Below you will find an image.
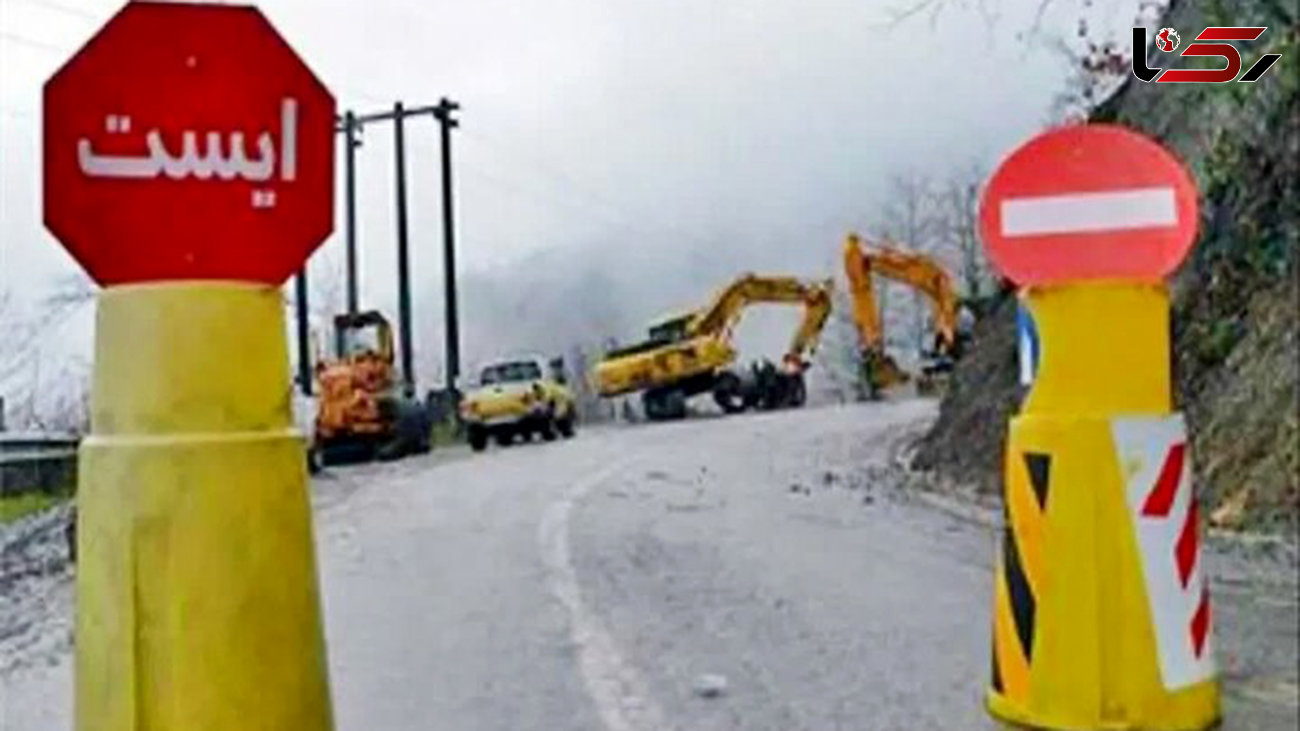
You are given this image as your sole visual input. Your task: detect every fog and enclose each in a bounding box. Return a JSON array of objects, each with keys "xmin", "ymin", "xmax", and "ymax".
[{"xmin": 0, "ymin": 0, "xmax": 1148, "ymax": 419}]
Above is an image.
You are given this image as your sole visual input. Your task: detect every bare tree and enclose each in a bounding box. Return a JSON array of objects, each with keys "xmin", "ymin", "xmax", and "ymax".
[
  {"xmin": 281, "ymin": 250, "xmax": 351, "ymax": 387},
  {"xmin": 1, "ymin": 275, "xmax": 98, "ymax": 428},
  {"xmin": 24, "ymin": 355, "xmax": 92, "ymax": 435},
  {"xmin": 1045, "ymin": 33, "xmax": 1132, "ymax": 122},
  {"xmin": 883, "ymin": 0, "xmax": 1171, "ymax": 122},
  {"xmin": 1036, "ymin": 1, "xmax": 1170, "ymax": 121},
  {"xmin": 0, "ymin": 289, "xmax": 24, "ymax": 377},
  {"xmin": 813, "ymin": 287, "xmax": 870, "ymax": 403},
  {"xmin": 308, "ymin": 249, "xmax": 349, "ymax": 325},
  {"xmin": 565, "ymin": 343, "xmax": 613, "ymax": 422},
  {"xmin": 878, "ymin": 172, "xmax": 940, "ymax": 353},
  {"xmin": 0, "ymin": 276, "xmax": 97, "ymax": 434},
  {"xmin": 932, "ymin": 162, "xmax": 989, "ymax": 299}
]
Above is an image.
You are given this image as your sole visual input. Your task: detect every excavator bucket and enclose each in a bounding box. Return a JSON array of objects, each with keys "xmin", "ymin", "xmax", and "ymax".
[{"xmin": 862, "ymin": 349, "xmax": 909, "ymax": 399}]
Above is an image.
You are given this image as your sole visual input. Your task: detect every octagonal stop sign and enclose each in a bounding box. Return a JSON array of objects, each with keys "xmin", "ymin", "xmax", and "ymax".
[{"xmin": 43, "ymin": 2, "xmax": 335, "ymax": 286}]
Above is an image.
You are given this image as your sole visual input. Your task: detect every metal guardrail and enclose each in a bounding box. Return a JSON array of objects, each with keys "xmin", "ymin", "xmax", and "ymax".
[{"xmin": 0, "ymin": 432, "xmax": 80, "ymax": 498}]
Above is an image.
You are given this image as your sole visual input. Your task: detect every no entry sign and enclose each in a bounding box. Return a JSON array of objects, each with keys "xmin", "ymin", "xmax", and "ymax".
[
  {"xmin": 43, "ymin": 2, "xmax": 335, "ymax": 286},
  {"xmin": 979, "ymin": 125, "xmax": 1199, "ymax": 285}
]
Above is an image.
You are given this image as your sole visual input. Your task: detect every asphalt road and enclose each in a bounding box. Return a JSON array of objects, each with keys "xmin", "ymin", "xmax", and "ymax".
[{"xmin": 2, "ymin": 401, "xmax": 1297, "ymax": 730}]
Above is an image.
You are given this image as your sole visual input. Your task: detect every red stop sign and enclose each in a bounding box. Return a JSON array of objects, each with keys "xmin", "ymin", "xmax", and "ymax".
[
  {"xmin": 979, "ymin": 124, "xmax": 1199, "ymax": 285},
  {"xmin": 43, "ymin": 2, "xmax": 335, "ymax": 286}
]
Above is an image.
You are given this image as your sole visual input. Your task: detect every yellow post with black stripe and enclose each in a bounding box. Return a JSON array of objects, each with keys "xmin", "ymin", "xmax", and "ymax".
[
  {"xmin": 986, "ymin": 281, "xmax": 1218, "ymax": 730},
  {"xmin": 77, "ymin": 283, "xmax": 334, "ymax": 731}
]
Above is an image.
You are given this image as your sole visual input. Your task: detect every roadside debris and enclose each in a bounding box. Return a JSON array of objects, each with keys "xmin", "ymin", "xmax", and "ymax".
[{"xmin": 692, "ymin": 673, "xmax": 728, "ymax": 699}]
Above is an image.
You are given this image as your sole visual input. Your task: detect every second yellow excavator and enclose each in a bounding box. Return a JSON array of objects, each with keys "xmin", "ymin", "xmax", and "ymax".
[
  {"xmin": 594, "ymin": 274, "xmax": 834, "ymax": 420},
  {"xmin": 842, "ymin": 232, "xmax": 969, "ymax": 397}
]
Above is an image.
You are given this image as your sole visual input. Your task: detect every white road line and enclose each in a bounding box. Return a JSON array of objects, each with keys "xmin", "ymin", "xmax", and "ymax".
[
  {"xmin": 1001, "ymin": 186, "xmax": 1177, "ymax": 236},
  {"xmin": 538, "ymin": 459, "xmax": 674, "ymax": 731}
]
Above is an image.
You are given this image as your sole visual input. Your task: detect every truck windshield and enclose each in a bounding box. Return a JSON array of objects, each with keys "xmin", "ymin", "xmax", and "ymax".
[{"xmin": 480, "ymin": 361, "xmax": 542, "ymax": 385}]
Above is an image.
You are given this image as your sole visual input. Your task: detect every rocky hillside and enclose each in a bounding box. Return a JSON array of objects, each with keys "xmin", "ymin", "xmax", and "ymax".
[{"xmin": 913, "ymin": 0, "xmax": 1298, "ymax": 535}]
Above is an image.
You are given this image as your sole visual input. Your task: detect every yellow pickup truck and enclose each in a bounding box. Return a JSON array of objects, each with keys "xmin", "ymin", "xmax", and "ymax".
[{"xmin": 459, "ymin": 356, "xmax": 577, "ymax": 451}]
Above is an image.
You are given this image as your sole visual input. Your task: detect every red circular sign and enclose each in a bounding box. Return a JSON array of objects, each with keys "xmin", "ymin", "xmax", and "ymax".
[
  {"xmin": 43, "ymin": 2, "xmax": 335, "ymax": 286},
  {"xmin": 978, "ymin": 124, "xmax": 1199, "ymax": 285}
]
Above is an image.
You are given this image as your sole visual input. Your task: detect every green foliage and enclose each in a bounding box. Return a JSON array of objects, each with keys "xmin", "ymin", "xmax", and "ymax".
[
  {"xmin": 0, "ymin": 491, "xmax": 68, "ymax": 525},
  {"xmin": 430, "ymin": 419, "xmax": 464, "ymax": 447},
  {"xmin": 1191, "ymin": 318, "xmax": 1245, "ymax": 367}
]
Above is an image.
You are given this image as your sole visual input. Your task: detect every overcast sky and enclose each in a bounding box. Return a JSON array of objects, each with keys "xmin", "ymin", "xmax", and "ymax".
[{"xmin": 0, "ymin": 0, "xmax": 1146, "ymax": 394}]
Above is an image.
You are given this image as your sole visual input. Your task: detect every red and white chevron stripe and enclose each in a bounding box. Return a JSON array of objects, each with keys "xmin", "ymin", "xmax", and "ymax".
[{"xmin": 1113, "ymin": 415, "xmax": 1215, "ymax": 690}]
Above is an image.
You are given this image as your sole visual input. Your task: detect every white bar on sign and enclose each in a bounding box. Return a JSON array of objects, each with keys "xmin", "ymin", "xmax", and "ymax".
[{"xmin": 1001, "ymin": 186, "xmax": 1177, "ymax": 237}]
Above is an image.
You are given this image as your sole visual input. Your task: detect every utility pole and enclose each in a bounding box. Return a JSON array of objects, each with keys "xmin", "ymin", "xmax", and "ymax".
[
  {"xmin": 391, "ymin": 101, "xmax": 415, "ymax": 397},
  {"xmin": 347, "ymin": 99, "xmax": 462, "ymax": 402},
  {"xmin": 433, "ymin": 97, "xmax": 461, "ymax": 396},
  {"xmin": 294, "ymin": 270, "xmax": 311, "ymax": 395},
  {"xmin": 343, "ymin": 111, "xmax": 361, "ymax": 315}
]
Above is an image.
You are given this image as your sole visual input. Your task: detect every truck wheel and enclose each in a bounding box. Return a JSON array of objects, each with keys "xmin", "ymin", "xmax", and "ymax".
[
  {"xmin": 403, "ymin": 401, "xmax": 433, "ymax": 454},
  {"xmin": 306, "ymin": 444, "xmax": 324, "ymax": 474},
  {"xmin": 557, "ymin": 415, "xmax": 576, "ymax": 438},
  {"xmin": 787, "ymin": 374, "xmax": 807, "ymax": 408},
  {"xmin": 376, "ymin": 439, "xmax": 405, "ymax": 461},
  {"xmin": 495, "ymin": 430, "xmax": 514, "ymax": 447},
  {"xmin": 539, "ymin": 416, "xmax": 558, "ymax": 442},
  {"xmin": 643, "ymin": 388, "xmax": 687, "ymax": 421},
  {"xmin": 414, "ymin": 414, "xmax": 434, "ymax": 454},
  {"xmin": 468, "ymin": 426, "xmax": 488, "ymax": 452},
  {"xmin": 642, "ymin": 390, "xmax": 664, "ymax": 420},
  {"xmin": 712, "ymin": 372, "xmax": 747, "ymax": 414}
]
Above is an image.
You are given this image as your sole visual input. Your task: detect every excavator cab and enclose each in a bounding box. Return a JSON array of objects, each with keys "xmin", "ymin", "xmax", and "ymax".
[
  {"xmin": 332, "ymin": 310, "xmax": 394, "ymax": 363},
  {"xmin": 647, "ymin": 312, "xmax": 693, "ymax": 345}
]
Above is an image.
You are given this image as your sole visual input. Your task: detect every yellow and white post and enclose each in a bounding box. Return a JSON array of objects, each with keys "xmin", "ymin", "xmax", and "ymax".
[
  {"xmin": 986, "ymin": 282, "xmax": 1218, "ymax": 730},
  {"xmin": 76, "ymin": 283, "xmax": 334, "ymax": 731}
]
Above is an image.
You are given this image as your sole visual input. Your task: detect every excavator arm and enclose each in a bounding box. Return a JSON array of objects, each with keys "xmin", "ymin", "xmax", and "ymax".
[
  {"xmin": 593, "ymin": 273, "xmax": 833, "ymax": 410},
  {"xmin": 842, "ymin": 233, "xmax": 959, "ymax": 356},
  {"xmin": 843, "ymin": 237, "xmax": 884, "ymax": 352},
  {"xmin": 687, "ymin": 273, "xmax": 834, "ymax": 368}
]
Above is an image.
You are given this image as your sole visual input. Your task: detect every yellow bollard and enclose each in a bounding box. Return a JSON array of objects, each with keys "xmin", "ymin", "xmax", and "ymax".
[
  {"xmin": 986, "ymin": 282, "xmax": 1218, "ymax": 730},
  {"xmin": 77, "ymin": 282, "xmax": 333, "ymax": 731}
]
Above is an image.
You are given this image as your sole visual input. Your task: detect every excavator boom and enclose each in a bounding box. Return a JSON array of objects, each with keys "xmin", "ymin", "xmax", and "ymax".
[
  {"xmin": 594, "ymin": 273, "xmax": 833, "ymax": 418},
  {"xmin": 843, "ymin": 233, "xmax": 958, "ymax": 352},
  {"xmin": 842, "ymin": 232, "xmax": 963, "ymax": 395},
  {"xmin": 687, "ymin": 273, "xmax": 833, "ymax": 365}
]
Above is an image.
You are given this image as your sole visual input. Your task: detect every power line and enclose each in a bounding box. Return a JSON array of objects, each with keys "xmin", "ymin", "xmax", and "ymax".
[
  {"xmin": 462, "ymin": 130, "xmax": 848, "ymax": 265},
  {"xmin": 337, "ymin": 88, "xmax": 391, "ymax": 109},
  {"xmin": 8, "ymin": 0, "xmax": 99, "ymax": 22},
  {"xmin": 462, "ymin": 127, "xmax": 724, "ymax": 253},
  {"xmin": 0, "ymin": 30, "xmax": 66, "ymax": 53},
  {"xmin": 1, "ymin": 105, "xmax": 37, "ymax": 119},
  {"xmin": 458, "ymin": 158, "xmax": 668, "ymax": 244}
]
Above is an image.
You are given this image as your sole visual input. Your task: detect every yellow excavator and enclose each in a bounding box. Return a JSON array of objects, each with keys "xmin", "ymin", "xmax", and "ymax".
[
  {"xmin": 842, "ymin": 232, "xmax": 968, "ymax": 397},
  {"xmin": 594, "ymin": 274, "xmax": 834, "ymax": 420}
]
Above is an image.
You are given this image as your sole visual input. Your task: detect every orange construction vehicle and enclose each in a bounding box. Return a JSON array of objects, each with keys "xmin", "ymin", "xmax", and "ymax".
[
  {"xmin": 842, "ymin": 232, "xmax": 969, "ymax": 397},
  {"xmin": 313, "ymin": 310, "xmax": 432, "ymax": 464}
]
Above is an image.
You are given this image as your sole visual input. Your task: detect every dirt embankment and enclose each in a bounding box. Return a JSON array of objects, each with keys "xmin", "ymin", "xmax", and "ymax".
[
  {"xmin": 912, "ymin": 1, "xmax": 1298, "ymax": 535},
  {"xmin": 910, "ymin": 291, "xmax": 1018, "ymax": 497}
]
